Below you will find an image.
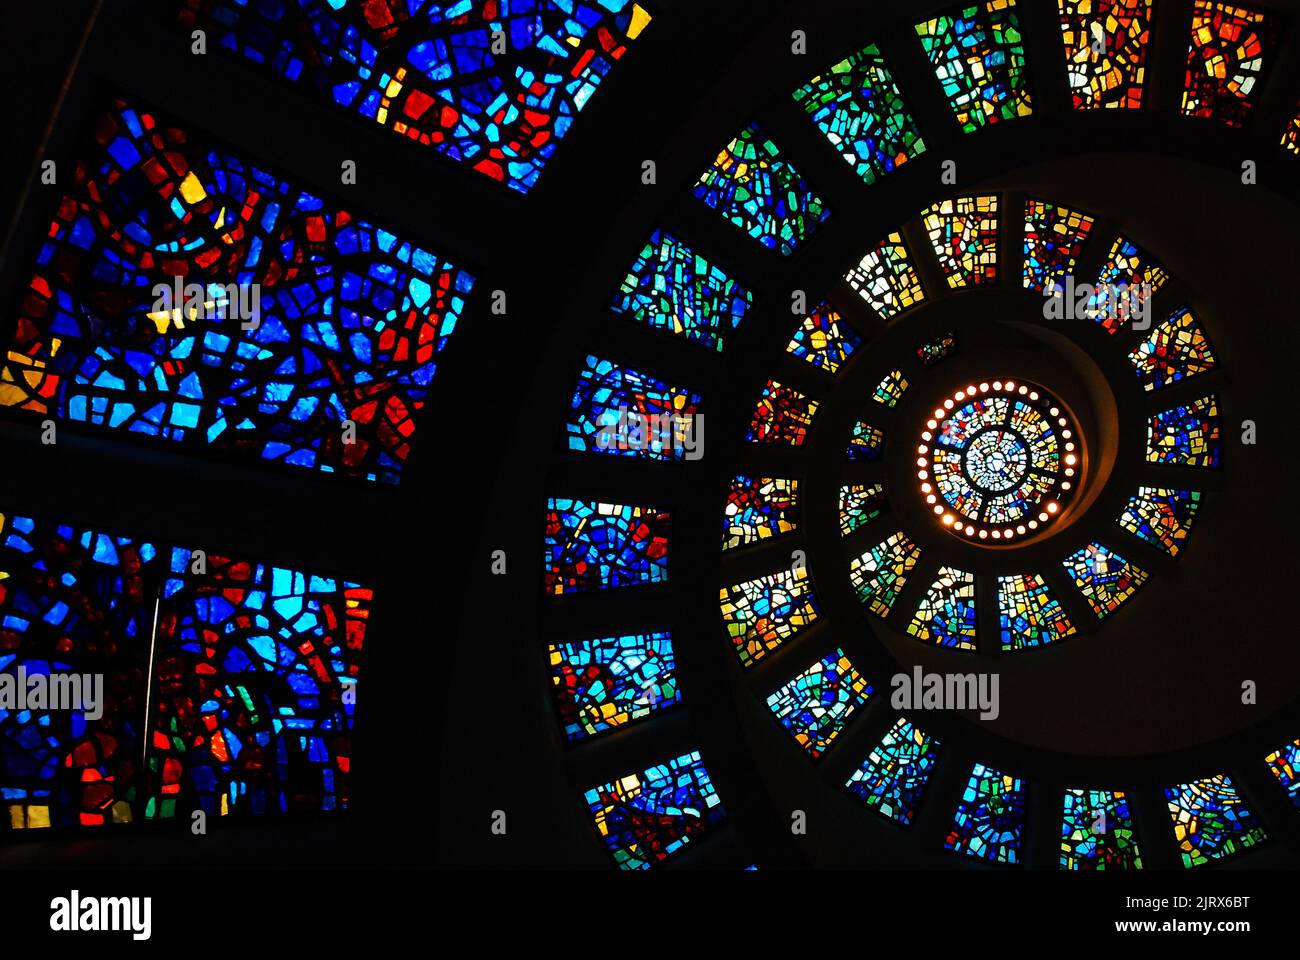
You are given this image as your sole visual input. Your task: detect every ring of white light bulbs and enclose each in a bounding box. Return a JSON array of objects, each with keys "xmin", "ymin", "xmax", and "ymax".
[{"xmin": 916, "ymin": 380, "xmax": 1079, "ymax": 542}]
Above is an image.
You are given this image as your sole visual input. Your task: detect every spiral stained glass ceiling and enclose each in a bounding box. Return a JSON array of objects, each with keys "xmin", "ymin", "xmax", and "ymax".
[
  {"xmin": 15, "ymin": 0, "xmax": 1300, "ymax": 890},
  {"xmin": 534, "ymin": 142, "xmax": 1289, "ymax": 865},
  {"xmin": 918, "ymin": 381, "xmax": 1080, "ymax": 542}
]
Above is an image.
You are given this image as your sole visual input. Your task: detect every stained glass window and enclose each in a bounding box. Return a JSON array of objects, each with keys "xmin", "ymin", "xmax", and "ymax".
[
  {"xmin": 1147, "ymin": 395, "xmax": 1221, "ymax": 468},
  {"xmin": 908, "ymin": 567, "xmax": 978, "ymax": 651},
  {"xmin": 922, "ymin": 195, "xmax": 1000, "ymax": 288},
  {"xmin": 1284, "ymin": 101, "xmax": 1300, "ymax": 154},
  {"xmin": 1, "ymin": 97, "xmax": 474, "ymax": 484},
  {"xmin": 847, "ymin": 421, "xmax": 886, "ymax": 461},
  {"xmin": 1061, "ymin": 789, "xmax": 1143, "ymax": 870},
  {"xmin": 792, "ymin": 43, "xmax": 926, "ymax": 185},
  {"xmin": 1128, "ymin": 307, "xmax": 1217, "ymax": 390},
  {"xmin": 846, "ymin": 234, "xmax": 926, "ymax": 319},
  {"xmin": 1264, "ymin": 739, "xmax": 1300, "ymax": 810},
  {"xmin": 175, "ymin": 0, "xmax": 652, "ymax": 193},
  {"xmin": 916, "ymin": 0, "xmax": 1033, "ymax": 134},
  {"xmin": 720, "ymin": 567, "xmax": 820, "ymax": 668},
  {"xmin": 845, "ymin": 719, "xmax": 942, "ymax": 825},
  {"xmin": 839, "ymin": 483, "xmax": 889, "ymax": 537},
  {"xmin": 146, "ymin": 548, "xmax": 369, "ymax": 819},
  {"xmin": 922, "ymin": 382, "xmax": 1078, "ymax": 542},
  {"xmin": 548, "ymin": 632, "xmax": 679, "ymax": 741},
  {"xmin": 746, "ymin": 381, "xmax": 819, "ymax": 447},
  {"xmin": 584, "ymin": 750, "xmax": 725, "ymax": 870},
  {"xmin": 1166, "ymin": 774, "xmax": 1267, "ymax": 867},
  {"xmin": 611, "ymin": 230, "xmax": 752, "ymax": 353},
  {"xmin": 565, "ymin": 355, "xmax": 703, "ymax": 461},
  {"xmin": 692, "ymin": 124, "xmax": 830, "ymax": 256},
  {"xmin": 850, "ymin": 532, "xmax": 923, "ymax": 618},
  {"xmin": 0, "ymin": 512, "xmax": 159, "ymax": 830},
  {"xmin": 786, "ymin": 302, "xmax": 861, "ymax": 375},
  {"xmin": 1024, "ymin": 200, "xmax": 1095, "ymax": 294},
  {"xmin": 873, "ymin": 370, "xmax": 909, "ymax": 408},
  {"xmin": 544, "ymin": 498, "xmax": 670, "ymax": 595},
  {"xmin": 0, "ymin": 510, "xmax": 370, "ymax": 828},
  {"xmin": 1117, "ymin": 488, "xmax": 1201, "ymax": 556},
  {"xmin": 766, "ymin": 649, "xmax": 872, "ymax": 758},
  {"xmin": 1062, "ymin": 542, "xmax": 1148, "ymax": 618},
  {"xmin": 997, "ymin": 573, "xmax": 1076, "ymax": 651},
  {"xmin": 946, "ymin": 762, "xmax": 1026, "ymax": 864},
  {"xmin": 1058, "ymin": 0, "xmax": 1152, "ymax": 110},
  {"xmin": 1181, "ymin": 2, "xmax": 1277, "ymax": 128},
  {"xmin": 918, "ymin": 332, "xmax": 959, "ymax": 367},
  {"xmin": 723, "ymin": 477, "xmax": 799, "ymax": 550},
  {"xmin": 1088, "ymin": 237, "xmax": 1170, "ymax": 335}
]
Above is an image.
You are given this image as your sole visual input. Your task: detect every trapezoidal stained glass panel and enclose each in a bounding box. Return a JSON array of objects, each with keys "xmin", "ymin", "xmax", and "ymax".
[
  {"xmin": 1087, "ymin": 236, "xmax": 1169, "ymax": 335},
  {"xmin": 612, "ymin": 230, "xmax": 752, "ymax": 353},
  {"xmin": 1181, "ymin": 2, "xmax": 1277, "ymax": 128},
  {"xmin": 145, "ymin": 549, "xmax": 370, "ymax": 819},
  {"xmin": 786, "ymin": 302, "xmax": 861, "ymax": 375},
  {"xmin": 1117, "ymin": 487, "xmax": 1201, "ymax": 556},
  {"xmin": 1128, "ymin": 307, "xmax": 1217, "ymax": 390},
  {"xmin": 1166, "ymin": 774, "xmax": 1267, "ymax": 867},
  {"xmin": 1024, "ymin": 200, "xmax": 1094, "ymax": 294},
  {"xmin": 565, "ymin": 356, "xmax": 703, "ymax": 462},
  {"xmin": 946, "ymin": 762, "xmax": 1026, "ymax": 864},
  {"xmin": 745, "ymin": 381, "xmax": 819, "ymax": 447},
  {"xmin": 2, "ymin": 98, "xmax": 474, "ymax": 484},
  {"xmin": 1264, "ymin": 739, "xmax": 1300, "ymax": 811},
  {"xmin": 916, "ymin": 1, "xmax": 1033, "ymax": 133},
  {"xmin": 692, "ymin": 124, "xmax": 830, "ymax": 256},
  {"xmin": 766, "ymin": 649, "xmax": 872, "ymax": 758},
  {"xmin": 845, "ymin": 718, "xmax": 942, "ymax": 825},
  {"xmin": 997, "ymin": 573, "xmax": 1075, "ymax": 650},
  {"xmin": 1147, "ymin": 395, "xmax": 1221, "ymax": 468},
  {"xmin": 847, "ymin": 421, "xmax": 886, "ymax": 461},
  {"xmin": 1060, "ymin": 789, "xmax": 1143, "ymax": 870},
  {"xmin": 839, "ymin": 483, "xmax": 889, "ymax": 537},
  {"xmin": 544, "ymin": 498, "xmax": 670, "ymax": 594},
  {"xmin": 722, "ymin": 477, "xmax": 799, "ymax": 550},
  {"xmin": 792, "ymin": 43, "xmax": 927, "ymax": 184},
  {"xmin": 922, "ymin": 195, "xmax": 1000, "ymax": 288},
  {"xmin": 1058, "ymin": 0, "xmax": 1152, "ymax": 110},
  {"xmin": 846, "ymin": 234, "xmax": 925, "ymax": 319},
  {"xmin": 175, "ymin": 0, "xmax": 653, "ymax": 193},
  {"xmin": 720, "ymin": 566, "xmax": 820, "ymax": 668},
  {"xmin": 0, "ymin": 512, "xmax": 159, "ymax": 830},
  {"xmin": 872, "ymin": 370, "xmax": 909, "ymax": 408},
  {"xmin": 849, "ymin": 532, "xmax": 922, "ymax": 618},
  {"xmin": 1062, "ymin": 542, "xmax": 1148, "ymax": 618},
  {"xmin": 583, "ymin": 750, "xmax": 725, "ymax": 870},
  {"xmin": 548, "ymin": 631, "xmax": 679, "ymax": 741},
  {"xmin": 908, "ymin": 567, "xmax": 977, "ymax": 651},
  {"xmin": 1284, "ymin": 100, "xmax": 1300, "ymax": 153}
]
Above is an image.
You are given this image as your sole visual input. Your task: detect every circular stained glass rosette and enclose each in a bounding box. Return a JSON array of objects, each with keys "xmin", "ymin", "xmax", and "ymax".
[{"xmin": 917, "ymin": 380, "xmax": 1080, "ymax": 542}]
